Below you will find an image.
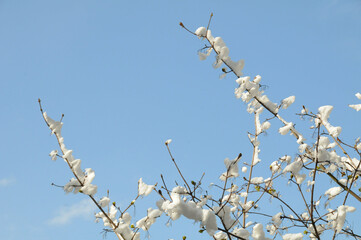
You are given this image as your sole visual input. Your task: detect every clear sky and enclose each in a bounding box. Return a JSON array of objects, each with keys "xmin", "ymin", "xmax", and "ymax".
[{"xmin": 1, "ymin": 1, "xmax": 361, "ymax": 240}]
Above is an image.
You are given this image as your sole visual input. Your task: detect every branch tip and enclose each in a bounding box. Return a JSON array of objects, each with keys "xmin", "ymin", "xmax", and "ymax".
[
  {"xmin": 206, "ymin": 13, "xmax": 213, "ymax": 31},
  {"xmin": 38, "ymin": 98, "xmax": 44, "ymax": 113},
  {"xmin": 179, "ymin": 22, "xmax": 197, "ymax": 36}
]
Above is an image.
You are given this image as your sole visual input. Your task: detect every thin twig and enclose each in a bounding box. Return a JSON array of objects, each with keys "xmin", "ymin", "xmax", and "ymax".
[
  {"xmin": 206, "ymin": 13, "xmax": 213, "ymax": 32},
  {"xmin": 165, "ymin": 144, "xmax": 192, "ymax": 195}
]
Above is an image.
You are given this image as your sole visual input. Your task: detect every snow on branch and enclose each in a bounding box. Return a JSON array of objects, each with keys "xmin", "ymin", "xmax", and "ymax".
[{"xmin": 39, "ymin": 16, "xmax": 361, "ymax": 240}]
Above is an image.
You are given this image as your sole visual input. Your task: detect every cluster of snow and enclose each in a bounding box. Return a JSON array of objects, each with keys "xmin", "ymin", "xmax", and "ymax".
[
  {"xmin": 234, "ymin": 75, "xmax": 279, "ymax": 116},
  {"xmin": 251, "ymin": 223, "xmax": 270, "ymax": 240},
  {"xmin": 138, "ymin": 178, "xmax": 155, "ymax": 196},
  {"xmin": 136, "ymin": 208, "xmax": 163, "ymax": 231},
  {"xmin": 282, "ymin": 157, "xmax": 306, "ymax": 184},
  {"xmin": 282, "ymin": 233, "xmax": 303, "ymax": 240},
  {"xmin": 266, "ymin": 212, "xmax": 282, "ymax": 235},
  {"xmin": 326, "ymin": 205, "xmax": 356, "ymax": 233},
  {"xmin": 324, "ymin": 186, "xmax": 342, "ymax": 201},
  {"xmin": 94, "ymin": 179, "xmax": 158, "ymax": 239},
  {"xmin": 220, "ymin": 156, "xmax": 241, "ymax": 181},
  {"xmin": 281, "ymin": 96, "xmax": 296, "ymax": 110},
  {"xmin": 349, "ymin": 92, "xmax": 361, "ymax": 111},
  {"xmin": 49, "ymin": 149, "xmax": 58, "ymax": 161},
  {"xmin": 156, "ymin": 186, "xmax": 217, "ymax": 236},
  {"xmin": 214, "ymin": 228, "xmax": 250, "ymax": 240},
  {"xmin": 195, "ymin": 26, "xmax": 245, "ymax": 76},
  {"xmin": 98, "ymin": 196, "xmax": 110, "ymax": 207},
  {"xmin": 307, "ymin": 224, "xmax": 325, "ymax": 239},
  {"xmin": 279, "ymin": 122, "xmax": 293, "ymax": 135},
  {"xmin": 317, "ymin": 105, "xmax": 342, "ymax": 137}
]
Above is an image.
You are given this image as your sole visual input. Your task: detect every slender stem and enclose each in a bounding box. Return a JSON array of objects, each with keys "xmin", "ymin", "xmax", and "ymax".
[
  {"xmin": 310, "ymin": 125, "xmax": 321, "ymax": 239},
  {"xmin": 160, "ymin": 174, "xmax": 173, "ymax": 201},
  {"xmin": 206, "ymin": 12, "xmax": 213, "ymax": 32},
  {"xmin": 121, "ymin": 195, "xmax": 139, "ymax": 218},
  {"xmin": 165, "ymin": 144, "xmax": 192, "ymax": 195},
  {"xmin": 242, "ymin": 112, "xmax": 258, "ymax": 227}
]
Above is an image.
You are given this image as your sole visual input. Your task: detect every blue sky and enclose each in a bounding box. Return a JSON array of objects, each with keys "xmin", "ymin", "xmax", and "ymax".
[{"xmin": 1, "ymin": 1, "xmax": 361, "ymax": 239}]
